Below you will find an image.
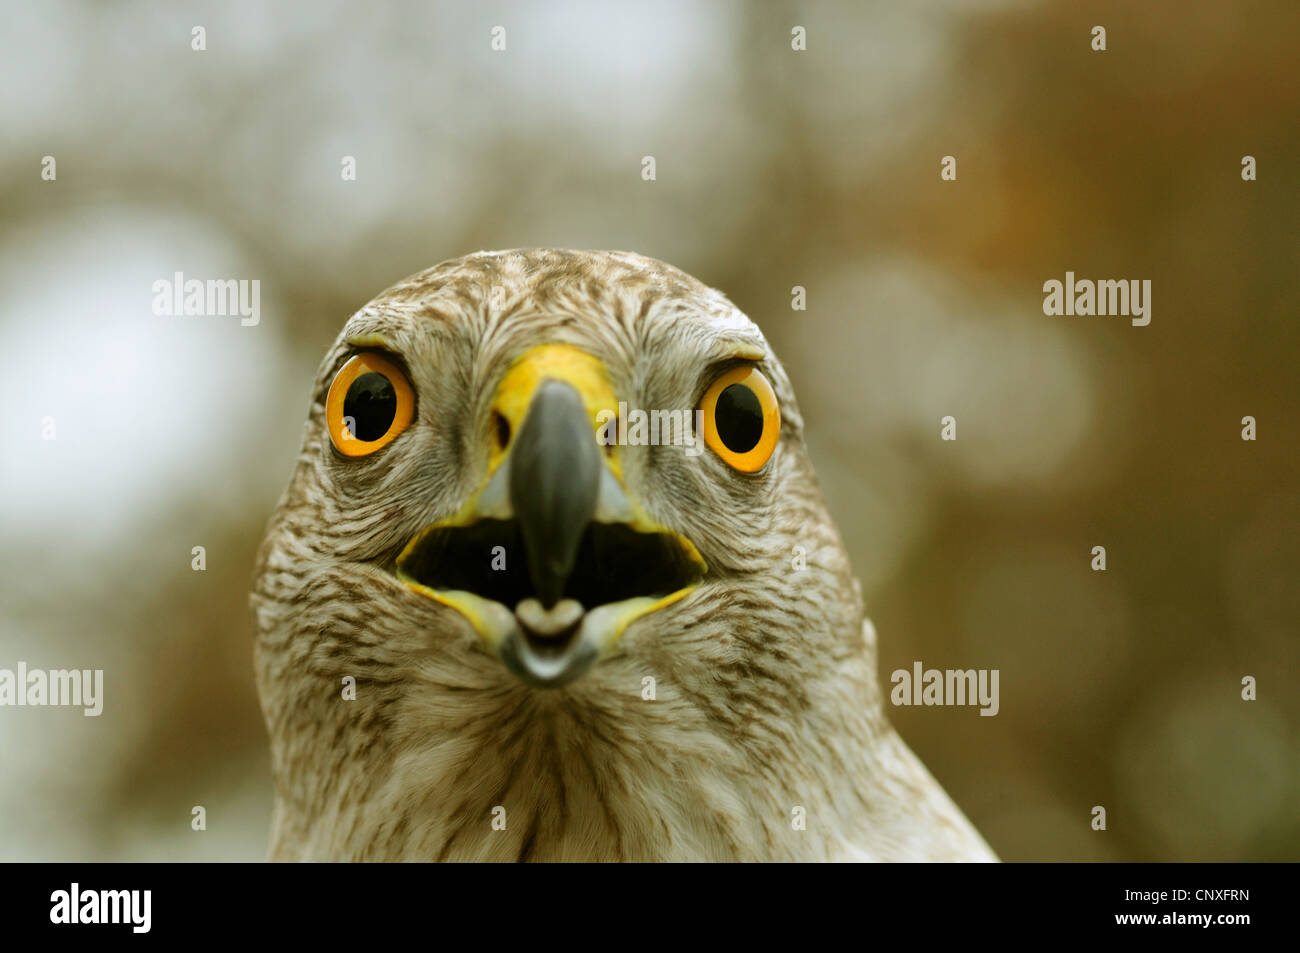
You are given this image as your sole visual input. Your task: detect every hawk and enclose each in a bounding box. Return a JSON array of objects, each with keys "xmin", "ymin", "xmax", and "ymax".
[{"xmin": 251, "ymin": 249, "xmax": 996, "ymax": 862}]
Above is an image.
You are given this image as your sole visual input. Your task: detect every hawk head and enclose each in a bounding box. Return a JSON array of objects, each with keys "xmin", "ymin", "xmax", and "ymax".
[{"xmin": 251, "ymin": 249, "xmax": 994, "ymax": 861}]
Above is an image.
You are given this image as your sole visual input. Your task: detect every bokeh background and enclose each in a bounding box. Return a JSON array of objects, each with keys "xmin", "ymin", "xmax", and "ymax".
[{"xmin": 1, "ymin": 0, "xmax": 1295, "ymax": 861}]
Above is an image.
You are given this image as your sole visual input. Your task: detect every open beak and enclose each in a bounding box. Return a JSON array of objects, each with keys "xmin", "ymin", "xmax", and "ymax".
[{"xmin": 395, "ymin": 344, "xmax": 706, "ymax": 687}]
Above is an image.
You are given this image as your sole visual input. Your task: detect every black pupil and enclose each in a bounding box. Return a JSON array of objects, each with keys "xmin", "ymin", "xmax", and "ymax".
[
  {"xmin": 343, "ymin": 372, "xmax": 397, "ymax": 442},
  {"xmin": 715, "ymin": 383, "xmax": 764, "ymax": 453}
]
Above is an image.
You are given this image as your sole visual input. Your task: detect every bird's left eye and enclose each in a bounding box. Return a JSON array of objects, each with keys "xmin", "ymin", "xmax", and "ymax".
[
  {"xmin": 700, "ymin": 366, "xmax": 780, "ymax": 472},
  {"xmin": 326, "ymin": 353, "xmax": 415, "ymax": 457}
]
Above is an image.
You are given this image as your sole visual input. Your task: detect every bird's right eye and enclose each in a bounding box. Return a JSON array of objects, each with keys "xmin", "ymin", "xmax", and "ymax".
[{"xmin": 326, "ymin": 353, "xmax": 415, "ymax": 456}]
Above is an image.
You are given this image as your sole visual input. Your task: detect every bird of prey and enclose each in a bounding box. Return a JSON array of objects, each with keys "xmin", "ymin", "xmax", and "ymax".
[{"xmin": 251, "ymin": 249, "xmax": 996, "ymax": 862}]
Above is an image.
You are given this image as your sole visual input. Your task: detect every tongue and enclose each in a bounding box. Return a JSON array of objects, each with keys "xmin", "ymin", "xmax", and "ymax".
[{"xmin": 515, "ymin": 598, "xmax": 584, "ymax": 640}]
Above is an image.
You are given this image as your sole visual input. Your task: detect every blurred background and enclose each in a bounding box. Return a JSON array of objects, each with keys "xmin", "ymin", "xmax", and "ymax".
[{"xmin": 1, "ymin": 0, "xmax": 1295, "ymax": 861}]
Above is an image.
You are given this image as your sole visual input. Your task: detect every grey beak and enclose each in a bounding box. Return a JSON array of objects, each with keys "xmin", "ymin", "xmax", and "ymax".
[{"xmin": 507, "ymin": 378, "xmax": 601, "ymax": 608}]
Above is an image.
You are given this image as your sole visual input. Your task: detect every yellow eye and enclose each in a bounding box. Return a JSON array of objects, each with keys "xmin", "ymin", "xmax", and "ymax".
[
  {"xmin": 700, "ymin": 366, "xmax": 779, "ymax": 472},
  {"xmin": 326, "ymin": 353, "xmax": 415, "ymax": 457}
]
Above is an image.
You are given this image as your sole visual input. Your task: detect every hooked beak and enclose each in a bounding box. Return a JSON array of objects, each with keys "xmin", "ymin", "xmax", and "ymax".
[
  {"xmin": 395, "ymin": 344, "xmax": 705, "ymax": 687},
  {"xmin": 509, "ymin": 377, "xmax": 601, "ymax": 609}
]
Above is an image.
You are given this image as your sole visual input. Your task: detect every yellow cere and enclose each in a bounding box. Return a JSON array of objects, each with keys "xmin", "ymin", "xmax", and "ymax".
[{"xmin": 492, "ymin": 344, "xmax": 623, "ymax": 478}]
